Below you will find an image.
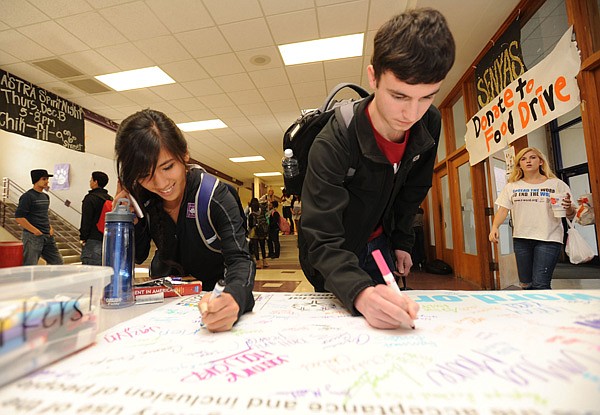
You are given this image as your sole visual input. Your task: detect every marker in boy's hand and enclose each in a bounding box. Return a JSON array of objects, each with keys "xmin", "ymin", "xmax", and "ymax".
[
  {"xmin": 354, "ymin": 250, "xmax": 419, "ymax": 330},
  {"xmin": 198, "ymin": 280, "xmax": 239, "ymax": 332}
]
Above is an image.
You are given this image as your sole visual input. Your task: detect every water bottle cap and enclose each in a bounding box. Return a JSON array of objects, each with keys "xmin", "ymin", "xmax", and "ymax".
[
  {"xmin": 284, "ymin": 149, "xmax": 293, "ymax": 158},
  {"xmin": 105, "ymin": 198, "xmax": 135, "ymax": 222}
]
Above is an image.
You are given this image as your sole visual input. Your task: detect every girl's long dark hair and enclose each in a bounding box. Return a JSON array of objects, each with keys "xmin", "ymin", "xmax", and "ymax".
[{"xmin": 115, "ymin": 109, "xmax": 188, "ymax": 276}]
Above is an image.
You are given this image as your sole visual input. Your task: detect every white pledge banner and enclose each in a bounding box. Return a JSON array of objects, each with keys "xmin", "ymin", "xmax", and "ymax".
[{"xmin": 465, "ymin": 27, "xmax": 581, "ymax": 166}]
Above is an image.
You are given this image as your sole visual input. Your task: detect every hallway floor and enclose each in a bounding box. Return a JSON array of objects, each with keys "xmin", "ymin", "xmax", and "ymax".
[{"xmin": 254, "ymin": 234, "xmax": 600, "ymax": 292}]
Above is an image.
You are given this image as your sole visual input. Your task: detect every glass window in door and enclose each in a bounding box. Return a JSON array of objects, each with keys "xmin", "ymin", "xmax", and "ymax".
[{"xmin": 458, "ymin": 163, "xmax": 477, "ymax": 254}]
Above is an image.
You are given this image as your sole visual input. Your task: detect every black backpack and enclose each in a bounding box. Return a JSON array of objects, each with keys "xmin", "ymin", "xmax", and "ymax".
[
  {"xmin": 424, "ymin": 259, "xmax": 453, "ymax": 275},
  {"xmin": 282, "ymin": 83, "xmax": 370, "ymax": 195}
]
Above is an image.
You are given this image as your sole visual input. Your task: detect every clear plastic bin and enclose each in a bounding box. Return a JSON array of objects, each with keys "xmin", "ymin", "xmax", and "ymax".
[{"xmin": 0, "ymin": 265, "xmax": 112, "ymax": 387}]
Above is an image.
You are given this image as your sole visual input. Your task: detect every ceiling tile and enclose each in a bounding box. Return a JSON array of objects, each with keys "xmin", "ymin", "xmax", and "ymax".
[
  {"xmin": 259, "ymin": 84, "xmax": 294, "ymax": 101},
  {"xmin": 184, "ymin": 108, "xmax": 217, "ymax": 120},
  {"xmin": 259, "ymin": 0, "xmax": 314, "ymax": 15},
  {"xmin": 147, "ymin": 0, "xmax": 214, "ymax": 33},
  {"xmin": 236, "ymin": 46, "xmax": 283, "ymax": 72},
  {"xmin": 0, "ymin": 49, "xmax": 19, "ymax": 65},
  {"xmin": 169, "ymin": 97, "xmax": 206, "ymax": 112},
  {"xmin": 238, "ymin": 101, "xmax": 271, "ymax": 116},
  {"xmin": 367, "ymin": 0, "xmax": 408, "ymax": 30},
  {"xmin": 152, "ymin": 83, "xmax": 194, "ymax": 100},
  {"xmin": 197, "ymin": 93, "xmax": 235, "ymax": 108},
  {"xmin": 267, "ymin": 9, "xmax": 319, "ymax": 44},
  {"xmin": 0, "ymin": 30, "xmax": 52, "ymax": 61},
  {"xmin": 285, "ymin": 62, "xmax": 324, "ymax": 83},
  {"xmin": 134, "ymin": 36, "xmax": 192, "ymax": 64},
  {"xmin": 96, "ymin": 43, "xmax": 154, "ymax": 70},
  {"xmin": 57, "ymin": 12, "xmax": 128, "ymax": 48},
  {"xmin": 267, "ymin": 99, "xmax": 300, "ymax": 113},
  {"xmin": 213, "ymin": 73, "xmax": 255, "ymax": 92},
  {"xmin": 292, "ymin": 80, "xmax": 326, "ymax": 98},
  {"xmin": 212, "ymin": 106, "xmax": 245, "ymax": 119},
  {"xmin": 220, "ymin": 19, "xmax": 274, "ymax": 51},
  {"xmin": 248, "ymin": 67, "xmax": 288, "ymax": 88},
  {"xmin": 94, "ymin": 92, "xmax": 137, "ymax": 107},
  {"xmin": 1, "ymin": 62, "xmax": 56, "ymax": 85},
  {"xmin": 181, "ymin": 78, "xmax": 223, "ymax": 97},
  {"xmin": 202, "ymin": 0, "xmax": 262, "ymax": 24},
  {"xmin": 61, "ymin": 50, "xmax": 120, "ymax": 76},
  {"xmin": 28, "ymin": 0, "xmax": 93, "ymax": 19},
  {"xmin": 162, "ymin": 59, "xmax": 209, "ymax": 82},
  {"xmin": 98, "ymin": 1, "xmax": 170, "ymax": 42},
  {"xmin": 324, "ymin": 57, "xmax": 363, "ymax": 78},
  {"xmin": 1, "ymin": 1, "xmax": 48, "ymax": 27},
  {"xmin": 176, "ymin": 27, "xmax": 231, "ymax": 58},
  {"xmin": 120, "ymin": 89, "xmax": 164, "ymax": 105},
  {"xmin": 227, "ymin": 89, "xmax": 265, "ymax": 105},
  {"xmin": 148, "ymin": 100, "xmax": 179, "ymax": 115},
  {"xmin": 197, "ymin": 53, "xmax": 244, "ymax": 76},
  {"xmin": 18, "ymin": 21, "xmax": 89, "ymax": 55},
  {"xmin": 317, "ymin": 0, "xmax": 369, "ymax": 38}
]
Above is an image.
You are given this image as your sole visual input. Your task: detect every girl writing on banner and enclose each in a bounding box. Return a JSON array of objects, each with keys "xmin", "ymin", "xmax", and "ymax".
[
  {"xmin": 489, "ymin": 147, "xmax": 575, "ymax": 289},
  {"xmin": 114, "ymin": 109, "xmax": 255, "ymax": 332}
]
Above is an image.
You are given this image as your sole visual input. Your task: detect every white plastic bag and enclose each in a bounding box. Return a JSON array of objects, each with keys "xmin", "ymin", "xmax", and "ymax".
[{"xmin": 565, "ymin": 219, "xmax": 595, "ymax": 264}]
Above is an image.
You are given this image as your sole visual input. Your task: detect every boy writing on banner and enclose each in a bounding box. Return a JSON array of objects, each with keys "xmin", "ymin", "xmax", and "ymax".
[{"xmin": 300, "ymin": 8, "xmax": 455, "ymax": 329}]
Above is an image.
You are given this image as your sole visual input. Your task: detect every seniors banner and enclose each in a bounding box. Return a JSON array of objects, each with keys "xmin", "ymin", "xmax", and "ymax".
[{"xmin": 465, "ymin": 27, "xmax": 581, "ymax": 166}]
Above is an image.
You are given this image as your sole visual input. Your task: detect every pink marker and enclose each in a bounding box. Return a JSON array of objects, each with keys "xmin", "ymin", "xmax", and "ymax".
[
  {"xmin": 372, "ymin": 249, "xmax": 415, "ymax": 329},
  {"xmin": 372, "ymin": 249, "xmax": 401, "ymax": 294}
]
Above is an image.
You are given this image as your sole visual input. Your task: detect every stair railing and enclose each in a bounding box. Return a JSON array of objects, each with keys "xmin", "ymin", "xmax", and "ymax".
[{"xmin": 1, "ymin": 177, "xmax": 82, "ymax": 254}]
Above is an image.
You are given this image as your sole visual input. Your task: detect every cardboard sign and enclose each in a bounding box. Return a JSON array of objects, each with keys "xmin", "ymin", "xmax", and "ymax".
[{"xmin": 466, "ymin": 27, "xmax": 581, "ymax": 166}]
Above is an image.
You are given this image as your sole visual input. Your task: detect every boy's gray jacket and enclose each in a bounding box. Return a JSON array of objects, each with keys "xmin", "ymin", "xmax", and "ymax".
[{"xmin": 301, "ymin": 95, "xmax": 441, "ymax": 313}]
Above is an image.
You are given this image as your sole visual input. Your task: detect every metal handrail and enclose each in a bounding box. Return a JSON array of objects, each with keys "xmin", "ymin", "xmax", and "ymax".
[{"xmin": 1, "ymin": 177, "xmax": 82, "ymax": 254}]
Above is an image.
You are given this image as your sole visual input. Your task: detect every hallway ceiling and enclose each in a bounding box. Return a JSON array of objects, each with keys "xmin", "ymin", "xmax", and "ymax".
[{"xmin": 0, "ymin": 0, "xmax": 520, "ymax": 188}]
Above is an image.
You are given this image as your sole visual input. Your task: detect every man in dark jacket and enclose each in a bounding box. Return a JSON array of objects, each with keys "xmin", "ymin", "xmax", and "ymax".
[
  {"xmin": 79, "ymin": 171, "xmax": 112, "ymax": 265},
  {"xmin": 300, "ymin": 8, "xmax": 455, "ymax": 329}
]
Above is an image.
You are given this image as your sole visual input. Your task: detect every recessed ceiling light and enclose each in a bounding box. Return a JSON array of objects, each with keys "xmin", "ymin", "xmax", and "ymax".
[
  {"xmin": 254, "ymin": 172, "xmax": 282, "ymax": 177},
  {"xmin": 95, "ymin": 66, "xmax": 175, "ymax": 91},
  {"xmin": 278, "ymin": 33, "xmax": 364, "ymax": 65},
  {"xmin": 177, "ymin": 119, "xmax": 228, "ymax": 132},
  {"xmin": 229, "ymin": 156, "xmax": 265, "ymax": 163}
]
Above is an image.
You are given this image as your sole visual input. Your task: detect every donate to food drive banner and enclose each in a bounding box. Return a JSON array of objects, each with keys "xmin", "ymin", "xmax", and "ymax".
[{"xmin": 465, "ymin": 27, "xmax": 581, "ymax": 166}]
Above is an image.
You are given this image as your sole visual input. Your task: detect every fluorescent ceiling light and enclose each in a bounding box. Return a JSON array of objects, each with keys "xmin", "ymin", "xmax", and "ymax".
[
  {"xmin": 177, "ymin": 119, "xmax": 228, "ymax": 132},
  {"xmin": 279, "ymin": 33, "xmax": 364, "ymax": 65},
  {"xmin": 254, "ymin": 172, "xmax": 282, "ymax": 177},
  {"xmin": 229, "ymin": 156, "xmax": 265, "ymax": 163},
  {"xmin": 95, "ymin": 66, "xmax": 174, "ymax": 91}
]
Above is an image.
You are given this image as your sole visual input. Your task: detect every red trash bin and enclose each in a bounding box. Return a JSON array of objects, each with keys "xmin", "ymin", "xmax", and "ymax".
[{"xmin": 0, "ymin": 241, "xmax": 23, "ymax": 268}]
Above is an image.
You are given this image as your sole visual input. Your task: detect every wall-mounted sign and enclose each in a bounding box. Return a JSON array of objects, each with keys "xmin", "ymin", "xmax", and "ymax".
[
  {"xmin": 0, "ymin": 70, "xmax": 85, "ymax": 152},
  {"xmin": 466, "ymin": 27, "xmax": 581, "ymax": 166},
  {"xmin": 52, "ymin": 163, "xmax": 70, "ymax": 191},
  {"xmin": 475, "ymin": 20, "xmax": 527, "ymax": 109}
]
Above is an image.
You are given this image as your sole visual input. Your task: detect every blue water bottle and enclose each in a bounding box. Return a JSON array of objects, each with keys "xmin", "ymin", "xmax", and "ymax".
[{"xmin": 101, "ymin": 198, "xmax": 135, "ymax": 308}]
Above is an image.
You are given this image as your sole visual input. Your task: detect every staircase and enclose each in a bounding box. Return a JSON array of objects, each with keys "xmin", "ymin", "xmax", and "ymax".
[{"xmin": 1, "ymin": 178, "xmax": 82, "ymax": 265}]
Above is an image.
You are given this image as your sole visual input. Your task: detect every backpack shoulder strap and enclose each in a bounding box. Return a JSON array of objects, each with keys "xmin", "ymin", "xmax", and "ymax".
[
  {"xmin": 335, "ymin": 102, "xmax": 360, "ymax": 181},
  {"xmin": 194, "ymin": 171, "xmax": 221, "ymax": 253}
]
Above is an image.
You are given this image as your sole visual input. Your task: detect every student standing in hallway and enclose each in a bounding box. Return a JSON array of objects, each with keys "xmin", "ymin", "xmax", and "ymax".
[
  {"xmin": 489, "ymin": 147, "xmax": 575, "ymax": 289},
  {"xmin": 15, "ymin": 169, "xmax": 64, "ymax": 266},
  {"xmin": 79, "ymin": 171, "xmax": 113, "ymax": 265},
  {"xmin": 300, "ymin": 8, "xmax": 455, "ymax": 329}
]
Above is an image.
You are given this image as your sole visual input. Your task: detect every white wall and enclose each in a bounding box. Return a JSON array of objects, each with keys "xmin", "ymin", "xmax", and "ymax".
[{"xmin": 0, "ymin": 120, "xmax": 117, "ymax": 227}]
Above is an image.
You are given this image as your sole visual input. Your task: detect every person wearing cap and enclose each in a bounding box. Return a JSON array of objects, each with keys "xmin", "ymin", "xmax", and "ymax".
[{"xmin": 14, "ymin": 169, "xmax": 64, "ymax": 265}]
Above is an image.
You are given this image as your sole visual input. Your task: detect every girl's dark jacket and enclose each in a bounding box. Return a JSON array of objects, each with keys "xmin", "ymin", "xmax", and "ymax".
[
  {"xmin": 300, "ymin": 95, "xmax": 441, "ymax": 314},
  {"xmin": 134, "ymin": 168, "xmax": 255, "ymax": 318}
]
